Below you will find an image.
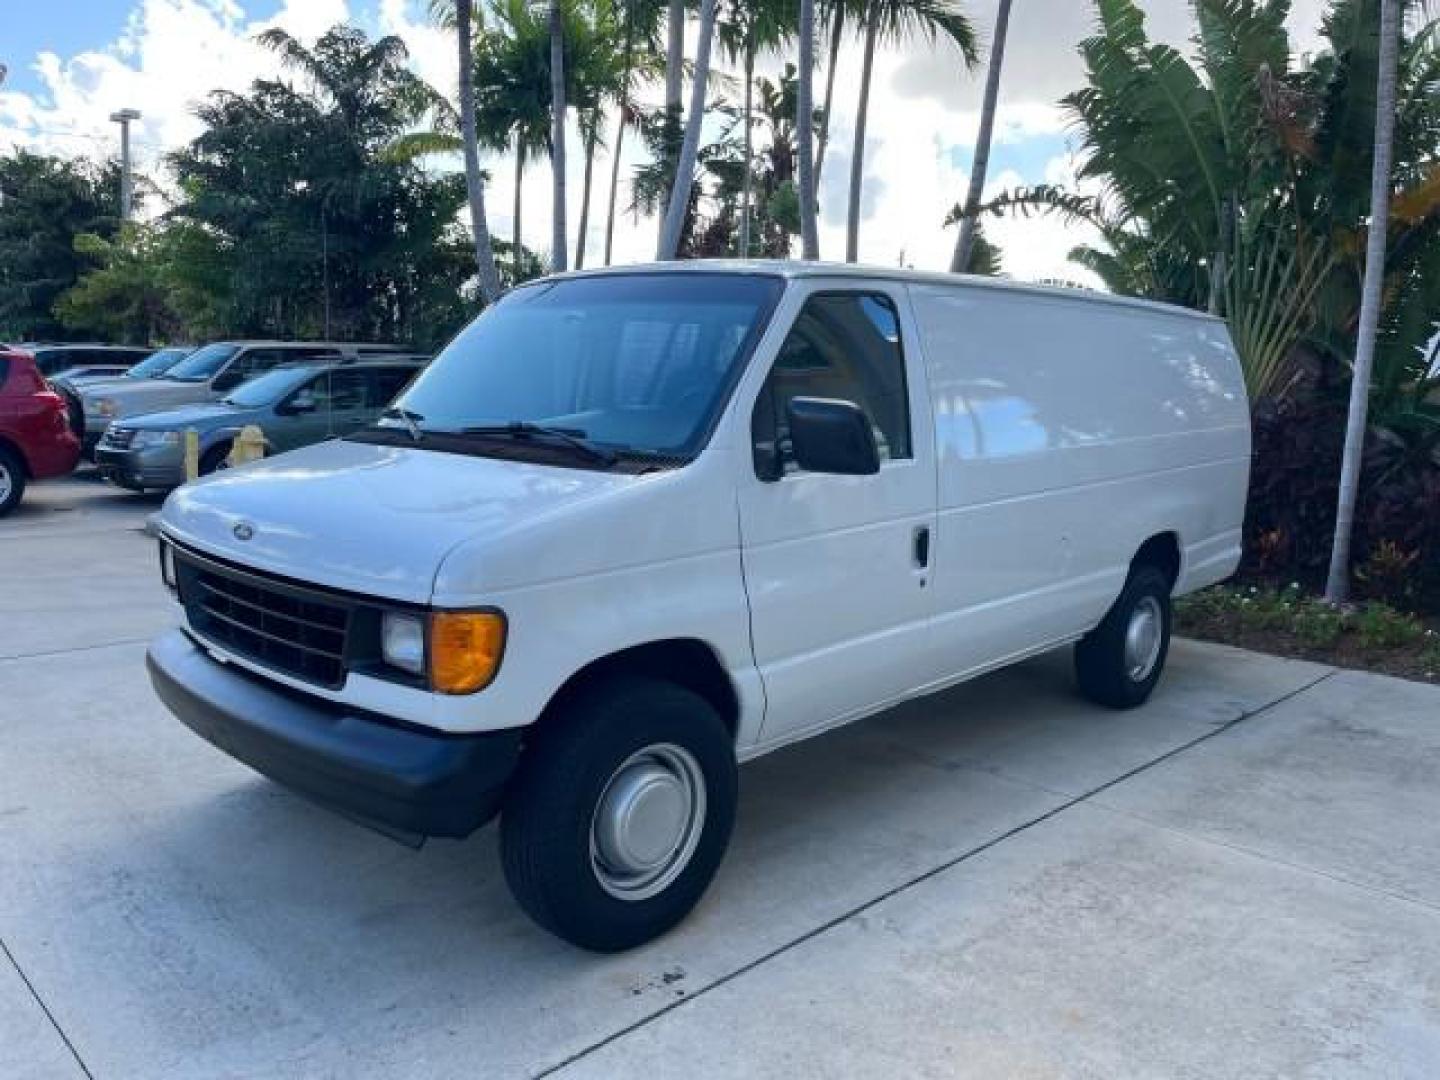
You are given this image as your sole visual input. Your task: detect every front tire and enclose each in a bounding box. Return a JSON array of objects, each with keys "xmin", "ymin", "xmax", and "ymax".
[
  {"xmin": 1074, "ymin": 565, "xmax": 1172, "ymax": 709},
  {"xmin": 500, "ymin": 678, "xmax": 737, "ymax": 952},
  {"xmin": 0, "ymin": 445, "xmax": 26, "ymax": 517}
]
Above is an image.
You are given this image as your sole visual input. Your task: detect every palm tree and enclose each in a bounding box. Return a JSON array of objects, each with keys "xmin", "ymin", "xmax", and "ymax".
[
  {"xmin": 813, "ymin": 0, "xmax": 851, "ymax": 192},
  {"xmin": 797, "ymin": 0, "xmax": 820, "ymax": 258},
  {"xmin": 1326, "ymin": 0, "xmax": 1404, "ymax": 603},
  {"xmin": 656, "ymin": 0, "xmax": 718, "ymax": 258},
  {"xmin": 453, "ymin": 0, "xmax": 504, "ymax": 301},
  {"xmin": 718, "ymin": 0, "xmax": 792, "ymax": 257},
  {"xmin": 550, "ymin": 0, "xmax": 568, "ymax": 271},
  {"xmin": 950, "ymin": 0, "xmax": 1011, "ymax": 273},
  {"xmin": 600, "ymin": 0, "xmax": 668, "ymax": 265},
  {"xmin": 844, "ymin": 0, "xmax": 978, "ymax": 262}
]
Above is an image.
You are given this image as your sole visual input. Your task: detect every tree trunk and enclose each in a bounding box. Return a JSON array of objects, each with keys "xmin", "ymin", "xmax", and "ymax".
[
  {"xmin": 739, "ymin": 42, "xmax": 755, "ymax": 257},
  {"xmin": 549, "ymin": 0, "xmax": 568, "ymax": 272},
  {"xmin": 815, "ymin": 9, "xmax": 844, "ymax": 193},
  {"xmin": 797, "ymin": 0, "xmax": 820, "ymax": 260},
  {"xmin": 457, "ymin": 0, "xmax": 502, "ymax": 303},
  {"xmin": 660, "ymin": 0, "xmax": 685, "ymax": 250},
  {"xmin": 575, "ymin": 125, "xmax": 597, "ymax": 269},
  {"xmin": 950, "ymin": 0, "xmax": 1012, "ymax": 274},
  {"xmin": 513, "ymin": 141, "xmax": 525, "ymax": 269},
  {"xmin": 1325, "ymin": 0, "xmax": 1402, "ymax": 603},
  {"xmin": 657, "ymin": 0, "xmax": 717, "ymax": 259},
  {"xmin": 603, "ymin": 112, "xmax": 627, "ymax": 266},
  {"xmin": 845, "ymin": 4, "xmax": 879, "ymax": 264}
]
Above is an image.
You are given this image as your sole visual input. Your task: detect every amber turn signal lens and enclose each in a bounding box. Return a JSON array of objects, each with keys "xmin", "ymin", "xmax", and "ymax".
[{"xmin": 428, "ymin": 611, "xmax": 506, "ymax": 694}]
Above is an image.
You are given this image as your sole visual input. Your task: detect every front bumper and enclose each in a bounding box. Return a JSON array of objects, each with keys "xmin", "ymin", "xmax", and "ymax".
[
  {"xmin": 94, "ymin": 445, "xmax": 184, "ymax": 489},
  {"xmin": 147, "ymin": 628, "xmax": 523, "ymax": 839}
]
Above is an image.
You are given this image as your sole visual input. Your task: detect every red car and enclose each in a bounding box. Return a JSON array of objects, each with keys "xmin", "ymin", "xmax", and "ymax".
[{"xmin": 0, "ymin": 349, "xmax": 82, "ymax": 516}]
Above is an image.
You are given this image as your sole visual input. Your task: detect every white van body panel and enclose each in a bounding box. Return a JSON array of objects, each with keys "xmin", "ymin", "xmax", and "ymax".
[
  {"xmin": 909, "ymin": 282, "xmax": 1250, "ymax": 683},
  {"xmin": 155, "ymin": 263, "xmax": 1249, "ymax": 756}
]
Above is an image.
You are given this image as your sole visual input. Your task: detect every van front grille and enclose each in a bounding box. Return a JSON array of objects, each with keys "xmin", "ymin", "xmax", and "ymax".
[{"xmin": 173, "ymin": 546, "xmax": 352, "ymax": 688}]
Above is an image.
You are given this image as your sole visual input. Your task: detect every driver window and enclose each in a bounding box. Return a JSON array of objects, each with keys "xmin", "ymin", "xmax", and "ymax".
[{"xmin": 751, "ymin": 292, "xmax": 910, "ymax": 477}]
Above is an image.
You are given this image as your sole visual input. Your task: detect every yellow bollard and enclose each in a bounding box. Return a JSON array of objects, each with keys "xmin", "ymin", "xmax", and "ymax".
[
  {"xmin": 230, "ymin": 424, "xmax": 266, "ymax": 467},
  {"xmin": 183, "ymin": 429, "xmax": 200, "ymax": 481}
]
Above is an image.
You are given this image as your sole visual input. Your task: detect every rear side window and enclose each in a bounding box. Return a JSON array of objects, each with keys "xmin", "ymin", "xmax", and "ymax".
[
  {"xmin": 751, "ymin": 292, "xmax": 911, "ymax": 474},
  {"xmin": 0, "ymin": 357, "xmax": 10, "ymax": 387}
]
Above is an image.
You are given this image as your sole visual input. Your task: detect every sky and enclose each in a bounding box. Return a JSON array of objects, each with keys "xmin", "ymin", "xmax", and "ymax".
[{"xmin": 0, "ymin": 0, "xmax": 1330, "ymax": 284}]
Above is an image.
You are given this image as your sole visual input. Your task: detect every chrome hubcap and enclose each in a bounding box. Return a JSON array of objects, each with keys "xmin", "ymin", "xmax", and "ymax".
[
  {"xmin": 590, "ymin": 743, "xmax": 706, "ymax": 901},
  {"xmin": 1124, "ymin": 595, "xmax": 1164, "ymax": 682}
]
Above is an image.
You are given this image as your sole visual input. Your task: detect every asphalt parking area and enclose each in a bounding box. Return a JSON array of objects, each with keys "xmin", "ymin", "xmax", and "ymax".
[{"xmin": 3, "ymin": 476, "xmax": 1439, "ymax": 1078}]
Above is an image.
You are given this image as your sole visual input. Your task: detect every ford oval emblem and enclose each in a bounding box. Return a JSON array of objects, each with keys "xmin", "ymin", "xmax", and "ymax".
[{"xmin": 233, "ymin": 521, "xmax": 255, "ymax": 542}]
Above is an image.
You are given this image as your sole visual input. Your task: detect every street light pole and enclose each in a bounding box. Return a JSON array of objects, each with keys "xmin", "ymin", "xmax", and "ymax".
[{"xmin": 108, "ymin": 108, "xmax": 141, "ymax": 221}]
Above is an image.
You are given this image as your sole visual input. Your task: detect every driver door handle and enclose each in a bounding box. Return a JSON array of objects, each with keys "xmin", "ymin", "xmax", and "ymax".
[{"xmin": 913, "ymin": 525, "xmax": 931, "ymax": 569}]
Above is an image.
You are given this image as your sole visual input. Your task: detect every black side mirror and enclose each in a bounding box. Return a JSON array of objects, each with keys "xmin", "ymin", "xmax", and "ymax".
[{"xmin": 785, "ymin": 396, "xmax": 880, "ymax": 476}]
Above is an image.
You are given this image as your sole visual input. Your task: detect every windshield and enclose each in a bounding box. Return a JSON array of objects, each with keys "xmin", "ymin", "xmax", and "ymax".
[
  {"xmin": 164, "ymin": 343, "xmax": 240, "ymax": 382},
  {"xmin": 125, "ymin": 347, "xmax": 191, "ymax": 379},
  {"xmin": 222, "ymin": 366, "xmax": 314, "ymax": 407},
  {"xmin": 386, "ymin": 274, "xmax": 783, "ymax": 458}
]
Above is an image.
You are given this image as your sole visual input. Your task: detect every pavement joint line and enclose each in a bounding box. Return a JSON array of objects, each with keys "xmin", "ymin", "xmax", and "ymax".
[
  {"xmin": 0, "ymin": 636, "xmax": 154, "ymax": 664},
  {"xmin": 0, "ymin": 934, "xmax": 95, "ymax": 1080},
  {"xmin": 533, "ymin": 667, "xmax": 1339, "ymax": 1079},
  {"xmin": 1083, "ymin": 796, "xmax": 1440, "ymax": 917}
]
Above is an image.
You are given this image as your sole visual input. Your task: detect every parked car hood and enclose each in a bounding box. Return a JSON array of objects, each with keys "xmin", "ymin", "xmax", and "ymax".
[
  {"xmin": 86, "ymin": 379, "xmax": 211, "ymax": 417},
  {"xmin": 127, "ymin": 402, "xmax": 247, "ymax": 431},
  {"xmin": 159, "ymin": 438, "xmax": 639, "ymax": 603}
]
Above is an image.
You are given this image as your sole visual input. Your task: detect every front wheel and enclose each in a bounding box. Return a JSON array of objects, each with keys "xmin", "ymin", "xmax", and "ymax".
[
  {"xmin": 1074, "ymin": 565, "xmax": 1173, "ymax": 709},
  {"xmin": 500, "ymin": 678, "xmax": 737, "ymax": 952}
]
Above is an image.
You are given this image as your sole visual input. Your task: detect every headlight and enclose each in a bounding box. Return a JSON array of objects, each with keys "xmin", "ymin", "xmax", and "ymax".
[
  {"xmin": 381, "ymin": 612, "xmax": 426, "ymax": 676},
  {"xmin": 381, "ymin": 610, "xmax": 506, "ymax": 693},
  {"xmin": 94, "ymin": 398, "xmax": 117, "ymax": 418},
  {"xmin": 158, "ymin": 539, "xmax": 177, "ymax": 595},
  {"xmin": 131, "ymin": 430, "xmax": 181, "ymax": 448}
]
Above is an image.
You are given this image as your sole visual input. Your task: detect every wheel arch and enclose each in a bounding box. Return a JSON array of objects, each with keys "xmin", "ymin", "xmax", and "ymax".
[
  {"xmin": 1131, "ymin": 530, "xmax": 1182, "ymax": 591},
  {"xmin": 535, "ymin": 638, "xmax": 741, "ymax": 742}
]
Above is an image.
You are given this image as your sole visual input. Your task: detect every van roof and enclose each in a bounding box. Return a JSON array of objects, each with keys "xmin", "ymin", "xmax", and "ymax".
[{"xmin": 542, "ymin": 260, "xmax": 1224, "ymax": 325}]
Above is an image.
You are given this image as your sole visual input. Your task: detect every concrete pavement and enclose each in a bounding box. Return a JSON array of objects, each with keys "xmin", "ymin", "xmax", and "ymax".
[{"xmin": 3, "ymin": 476, "xmax": 1439, "ymax": 1078}]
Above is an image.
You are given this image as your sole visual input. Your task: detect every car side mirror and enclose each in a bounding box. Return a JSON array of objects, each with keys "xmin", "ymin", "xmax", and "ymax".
[
  {"xmin": 282, "ymin": 391, "xmax": 317, "ymax": 415},
  {"xmin": 785, "ymin": 396, "xmax": 880, "ymax": 476}
]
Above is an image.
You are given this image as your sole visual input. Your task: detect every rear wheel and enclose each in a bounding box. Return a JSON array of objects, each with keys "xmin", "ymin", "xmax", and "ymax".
[
  {"xmin": 0, "ymin": 445, "xmax": 26, "ymax": 518},
  {"xmin": 500, "ymin": 677, "xmax": 737, "ymax": 952},
  {"xmin": 1074, "ymin": 565, "xmax": 1172, "ymax": 709}
]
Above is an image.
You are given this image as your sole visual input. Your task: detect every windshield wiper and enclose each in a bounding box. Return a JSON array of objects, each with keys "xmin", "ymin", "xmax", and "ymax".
[
  {"xmin": 381, "ymin": 406, "xmax": 425, "ymax": 443},
  {"xmin": 458, "ymin": 422, "xmax": 617, "ymax": 465}
]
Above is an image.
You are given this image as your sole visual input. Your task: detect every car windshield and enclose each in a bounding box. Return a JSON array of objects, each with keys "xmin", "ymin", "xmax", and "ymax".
[
  {"xmin": 384, "ymin": 274, "xmax": 783, "ymax": 457},
  {"xmin": 222, "ymin": 366, "xmax": 314, "ymax": 407},
  {"xmin": 164, "ymin": 343, "xmax": 240, "ymax": 382},
  {"xmin": 125, "ymin": 347, "xmax": 191, "ymax": 379}
]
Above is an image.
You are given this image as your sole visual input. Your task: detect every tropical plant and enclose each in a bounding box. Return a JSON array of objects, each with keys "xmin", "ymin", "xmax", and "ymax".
[
  {"xmin": 797, "ymin": 0, "xmax": 821, "ymax": 257},
  {"xmin": 600, "ymin": 0, "xmax": 669, "ymax": 265},
  {"xmin": 950, "ymin": 0, "xmax": 1012, "ymax": 272},
  {"xmin": 550, "ymin": 0, "xmax": 570, "ymax": 271},
  {"xmin": 956, "ymin": 0, "xmax": 1440, "ymax": 408},
  {"xmin": 454, "ymin": 0, "xmax": 504, "ymax": 301},
  {"xmin": 657, "ymin": 0, "xmax": 720, "ymax": 258},
  {"xmin": 845, "ymin": 0, "xmax": 978, "ymax": 262},
  {"xmin": 1327, "ymin": 0, "xmax": 1405, "ymax": 602}
]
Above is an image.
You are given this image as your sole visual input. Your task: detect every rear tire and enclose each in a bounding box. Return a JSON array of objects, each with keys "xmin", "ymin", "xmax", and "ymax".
[
  {"xmin": 500, "ymin": 677, "xmax": 737, "ymax": 952},
  {"xmin": 0, "ymin": 445, "xmax": 26, "ymax": 517},
  {"xmin": 1075, "ymin": 565, "xmax": 1172, "ymax": 709}
]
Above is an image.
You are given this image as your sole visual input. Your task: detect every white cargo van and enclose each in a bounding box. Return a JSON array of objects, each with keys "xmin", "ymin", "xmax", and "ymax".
[{"xmin": 147, "ymin": 263, "xmax": 1250, "ymax": 950}]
